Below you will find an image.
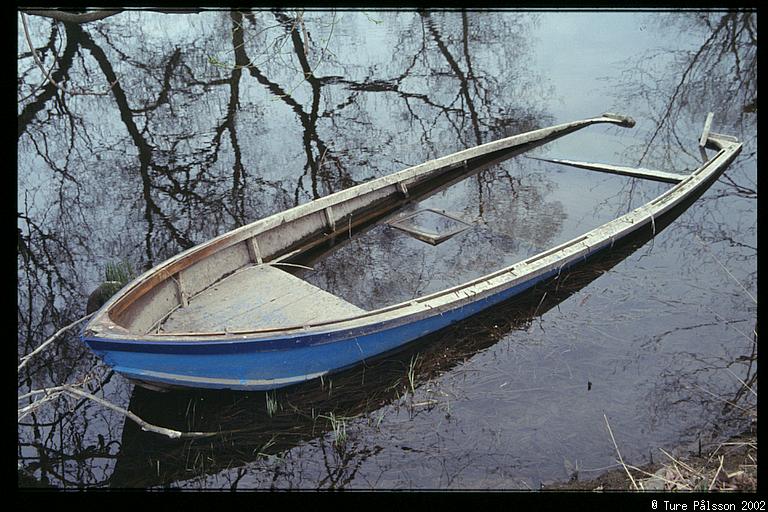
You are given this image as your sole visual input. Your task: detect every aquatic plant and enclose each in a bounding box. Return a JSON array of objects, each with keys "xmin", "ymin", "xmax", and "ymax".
[
  {"xmin": 265, "ymin": 392, "xmax": 279, "ymax": 417},
  {"xmin": 407, "ymin": 354, "xmax": 420, "ymax": 393},
  {"xmin": 86, "ymin": 260, "xmax": 136, "ymax": 313},
  {"xmin": 319, "ymin": 412, "xmax": 348, "ymax": 449}
]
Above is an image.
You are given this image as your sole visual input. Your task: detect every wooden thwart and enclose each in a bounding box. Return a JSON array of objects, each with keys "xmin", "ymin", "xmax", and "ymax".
[
  {"xmin": 173, "ymin": 273, "xmax": 189, "ymax": 307},
  {"xmin": 526, "ymin": 156, "xmax": 688, "ymax": 184}
]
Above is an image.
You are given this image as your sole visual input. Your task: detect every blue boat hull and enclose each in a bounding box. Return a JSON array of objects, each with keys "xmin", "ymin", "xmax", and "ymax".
[
  {"xmin": 80, "ymin": 117, "xmax": 741, "ymax": 392},
  {"xmin": 82, "ymin": 256, "xmax": 586, "ymax": 391}
]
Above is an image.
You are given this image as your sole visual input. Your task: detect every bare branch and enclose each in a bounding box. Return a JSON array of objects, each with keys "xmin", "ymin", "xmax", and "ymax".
[
  {"xmin": 18, "ymin": 312, "xmax": 95, "ymax": 371},
  {"xmin": 19, "ymin": 385, "xmax": 218, "ymax": 439}
]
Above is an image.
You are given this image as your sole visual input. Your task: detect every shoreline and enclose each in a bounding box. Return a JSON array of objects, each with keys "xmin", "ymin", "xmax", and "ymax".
[{"xmin": 542, "ymin": 424, "xmax": 757, "ymax": 492}]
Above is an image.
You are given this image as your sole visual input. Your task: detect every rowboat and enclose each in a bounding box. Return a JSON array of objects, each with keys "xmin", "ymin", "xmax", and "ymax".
[
  {"xmin": 109, "ymin": 215, "xmax": 685, "ymax": 486},
  {"xmin": 80, "ymin": 112, "xmax": 742, "ymax": 391}
]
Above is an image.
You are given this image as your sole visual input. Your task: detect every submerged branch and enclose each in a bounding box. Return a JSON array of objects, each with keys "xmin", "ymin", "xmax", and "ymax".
[
  {"xmin": 18, "ymin": 312, "xmax": 219, "ymax": 440},
  {"xmin": 19, "ymin": 385, "xmax": 218, "ymax": 439},
  {"xmin": 693, "ymin": 235, "xmax": 757, "ymax": 305}
]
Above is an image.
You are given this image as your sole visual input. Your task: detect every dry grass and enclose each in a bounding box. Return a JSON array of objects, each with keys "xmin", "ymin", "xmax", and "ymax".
[
  {"xmin": 544, "ymin": 425, "xmax": 757, "ymax": 492},
  {"xmin": 634, "ymin": 433, "xmax": 757, "ymax": 491}
]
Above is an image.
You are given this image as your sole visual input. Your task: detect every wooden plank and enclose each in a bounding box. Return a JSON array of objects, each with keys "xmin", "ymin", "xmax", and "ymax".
[
  {"xmin": 256, "ymin": 211, "xmax": 327, "ymax": 261},
  {"xmin": 708, "ymin": 131, "xmax": 739, "ymax": 143},
  {"xmin": 526, "ymin": 156, "xmax": 686, "ymax": 184},
  {"xmin": 179, "ymin": 242, "xmax": 251, "ymax": 298},
  {"xmin": 324, "ymin": 206, "xmax": 336, "ymax": 232},
  {"xmin": 246, "ymin": 237, "xmax": 263, "ymax": 264},
  {"xmin": 160, "ymin": 265, "xmax": 366, "ymax": 333},
  {"xmin": 699, "ymin": 112, "xmax": 714, "ymax": 148},
  {"xmin": 115, "ymin": 279, "xmax": 179, "ymax": 334},
  {"xmin": 174, "ymin": 272, "xmax": 189, "ymax": 307}
]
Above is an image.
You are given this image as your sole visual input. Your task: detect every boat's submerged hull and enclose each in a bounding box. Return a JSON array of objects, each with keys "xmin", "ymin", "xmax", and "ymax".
[
  {"xmin": 85, "ymin": 261, "xmax": 568, "ymax": 391},
  {"xmin": 80, "ymin": 113, "xmax": 742, "ymax": 391}
]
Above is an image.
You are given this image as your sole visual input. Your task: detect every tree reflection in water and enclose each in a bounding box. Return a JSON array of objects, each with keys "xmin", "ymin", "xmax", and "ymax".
[
  {"xmin": 610, "ymin": 12, "xmax": 756, "ymax": 427},
  {"xmin": 17, "ymin": 9, "xmax": 756, "ymax": 489},
  {"xmin": 614, "ymin": 12, "xmax": 756, "ymax": 164}
]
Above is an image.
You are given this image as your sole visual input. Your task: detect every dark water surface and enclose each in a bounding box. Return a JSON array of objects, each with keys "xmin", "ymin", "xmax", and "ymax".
[{"xmin": 17, "ymin": 10, "xmax": 756, "ymax": 489}]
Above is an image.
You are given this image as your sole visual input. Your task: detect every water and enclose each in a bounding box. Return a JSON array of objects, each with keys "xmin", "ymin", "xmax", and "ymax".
[{"xmin": 17, "ymin": 9, "xmax": 756, "ymax": 489}]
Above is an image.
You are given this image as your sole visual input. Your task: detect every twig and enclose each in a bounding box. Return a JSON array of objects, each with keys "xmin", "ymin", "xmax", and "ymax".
[
  {"xmin": 17, "ymin": 389, "xmax": 65, "ymax": 421},
  {"xmin": 604, "ymin": 414, "xmax": 639, "ymax": 490},
  {"xmin": 725, "ymin": 367, "xmax": 758, "ymax": 397},
  {"xmin": 708, "ymin": 455, "xmax": 725, "ymax": 490},
  {"xmin": 265, "ymin": 261, "xmax": 314, "ymax": 271},
  {"xmin": 628, "ymin": 463, "xmax": 682, "ymax": 490},
  {"xmin": 20, "ymin": 12, "xmax": 64, "ymax": 93},
  {"xmin": 669, "ymin": 459, "xmax": 689, "ymax": 485},
  {"xmin": 694, "ymin": 235, "xmax": 757, "ymax": 304},
  {"xmin": 18, "ymin": 385, "xmax": 67, "ymax": 404},
  {"xmin": 18, "ymin": 34, "xmax": 60, "ymax": 102},
  {"xmin": 659, "ymin": 447, "xmax": 704, "ymax": 478},
  {"xmin": 692, "ymin": 383, "xmax": 753, "ymax": 414},
  {"xmin": 18, "ymin": 312, "xmax": 95, "ymax": 371},
  {"xmin": 298, "ymin": 11, "xmax": 308, "ymax": 58},
  {"xmin": 19, "ymin": 385, "xmax": 217, "ymax": 439}
]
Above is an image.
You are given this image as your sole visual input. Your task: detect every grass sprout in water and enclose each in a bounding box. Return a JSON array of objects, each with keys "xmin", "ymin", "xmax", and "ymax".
[
  {"xmin": 265, "ymin": 392, "xmax": 280, "ymax": 417},
  {"xmin": 407, "ymin": 354, "xmax": 421, "ymax": 393},
  {"xmin": 318, "ymin": 412, "xmax": 349, "ymax": 449}
]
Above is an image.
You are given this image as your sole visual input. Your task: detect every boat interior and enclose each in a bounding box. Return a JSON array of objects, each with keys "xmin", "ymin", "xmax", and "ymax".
[
  {"xmin": 111, "ymin": 147, "xmax": 534, "ymax": 336},
  {"xmin": 99, "ymin": 116, "xmax": 727, "ymax": 338}
]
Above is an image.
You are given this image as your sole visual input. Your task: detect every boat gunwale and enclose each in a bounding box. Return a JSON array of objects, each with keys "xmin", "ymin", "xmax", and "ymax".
[
  {"xmin": 83, "ymin": 121, "xmax": 740, "ymax": 344},
  {"xmin": 86, "ymin": 118, "xmax": 603, "ymax": 323},
  {"xmin": 85, "ymin": 114, "xmax": 628, "ymax": 334}
]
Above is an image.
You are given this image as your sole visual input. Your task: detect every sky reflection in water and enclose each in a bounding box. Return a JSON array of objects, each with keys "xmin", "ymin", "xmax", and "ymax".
[{"xmin": 17, "ymin": 9, "xmax": 756, "ymax": 489}]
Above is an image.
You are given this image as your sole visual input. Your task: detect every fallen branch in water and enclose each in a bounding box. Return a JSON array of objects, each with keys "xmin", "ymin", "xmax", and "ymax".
[
  {"xmin": 18, "ymin": 385, "xmax": 218, "ymax": 439},
  {"xmin": 18, "ymin": 312, "xmax": 95, "ymax": 371},
  {"xmin": 17, "ymin": 387, "xmax": 65, "ymax": 420},
  {"xmin": 693, "ymin": 234, "xmax": 757, "ymax": 305},
  {"xmin": 18, "ymin": 310, "xmax": 218, "ymax": 439}
]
